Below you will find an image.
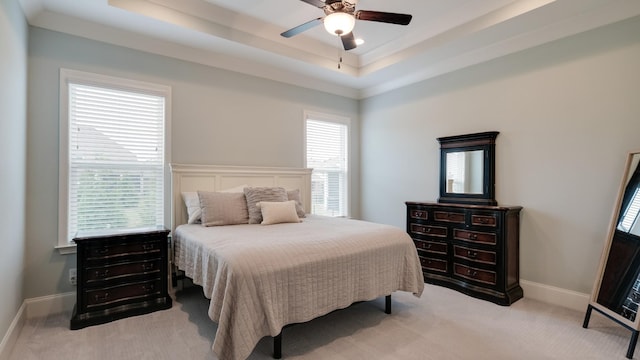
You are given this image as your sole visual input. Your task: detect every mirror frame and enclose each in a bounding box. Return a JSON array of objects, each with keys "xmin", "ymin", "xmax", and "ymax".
[
  {"xmin": 584, "ymin": 150, "xmax": 640, "ymax": 359},
  {"xmin": 437, "ymin": 131, "xmax": 499, "ymax": 206}
]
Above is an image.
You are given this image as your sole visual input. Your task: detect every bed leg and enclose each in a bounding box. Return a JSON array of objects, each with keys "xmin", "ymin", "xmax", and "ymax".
[
  {"xmin": 273, "ymin": 333, "xmax": 282, "ymax": 359},
  {"xmin": 385, "ymin": 294, "xmax": 392, "ymax": 314}
]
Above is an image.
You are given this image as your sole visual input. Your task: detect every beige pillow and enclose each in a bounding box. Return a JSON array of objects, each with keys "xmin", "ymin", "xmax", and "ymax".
[
  {"xmin": 182, "ymin": 185, "xmax": 247, "ymax": 224},
  {"xmin": 198, "ymin": 191, "xmax": 249, "ymax": 226},
  {"xmin": 182, "ymin": 192, "xmax": 202, "ymax": 224},
  {"xmin": 257, "ymin": 200, "xmax": 301, "ymax": 225},
  {"xmin": 244, "ymin": 186, "xmax": 288, "ymax": 224},
  {"xmin": 287, "ymin": 189, "xmax": 306, "ymax": 218}
]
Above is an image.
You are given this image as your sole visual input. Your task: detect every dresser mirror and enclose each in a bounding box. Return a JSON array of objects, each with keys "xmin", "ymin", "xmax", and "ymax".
[
  {"xmin": 437, "ymin": 131, "xmax": 498, "ymax": 206},
  {"xmin": 583, "ymin": 150, "xmax": 640, "ymax": 359}
]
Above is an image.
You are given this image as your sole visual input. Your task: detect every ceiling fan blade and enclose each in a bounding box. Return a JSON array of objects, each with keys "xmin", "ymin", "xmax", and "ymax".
[
  {"xmin": 355, "ymin": 10, "xmax": 412, "ymax": 25},
  {"xmin": 341, "ymin": 32, "xmax": 357, "ymax": 51},
  {"xmin": 281, "ymin": 17, "xmax": 323, "ymax": 38},
  {"xmin": 299, "ymin": 0, "xmax": 326, "ymax": 8}
]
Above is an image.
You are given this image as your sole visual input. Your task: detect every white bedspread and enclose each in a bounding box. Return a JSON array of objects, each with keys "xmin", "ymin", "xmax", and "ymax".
[{"xmin": 174, "ymin": 215, "xmax": 424, "ymax": 360}]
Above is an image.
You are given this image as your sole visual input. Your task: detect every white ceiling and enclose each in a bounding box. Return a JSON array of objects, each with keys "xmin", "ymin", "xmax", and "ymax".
[{"xmin": 18, "ymin": 0, "xmax": 640, "ymax": 99}]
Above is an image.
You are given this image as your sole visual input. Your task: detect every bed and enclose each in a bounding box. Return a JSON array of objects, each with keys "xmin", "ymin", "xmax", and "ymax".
[{"xmin": 170, "ymin": 164, "xmax": 424, "ymax": 360}]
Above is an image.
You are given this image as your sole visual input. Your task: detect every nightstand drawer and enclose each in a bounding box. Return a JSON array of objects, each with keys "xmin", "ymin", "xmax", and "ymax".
[
  {"xmin": 85, "ymin": 241, "xmax": 161, "ymax": 260},
  {"xmin": 453, "ymin": 245, "xmax": 496, "ymax": 265},
  {"xmin": 85, "ymin": 279, "xmax": 162, "ymax": 308},
  {"xmin": 453, "ymin": 263, "xmax": 496, "ymax": 285},
  {"xmin": 85, "ymin": 259, "xmax": 162, "ymax": 284},
  {"xmin": 453, "ymin": 229, "xmax": 496, "ymax": 245}
]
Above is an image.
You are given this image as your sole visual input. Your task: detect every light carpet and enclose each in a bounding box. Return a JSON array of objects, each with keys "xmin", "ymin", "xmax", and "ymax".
[{"xmin": 8, "ymin": 283, "xmax": 635, "ymax": 359}]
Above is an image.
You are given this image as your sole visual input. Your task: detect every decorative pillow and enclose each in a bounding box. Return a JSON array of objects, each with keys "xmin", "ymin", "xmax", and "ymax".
[
  {"xmin": 182, "ymin": 192, "xmax": 202, "ymax": 224},
  {"xmin": 257, "ymin": 200, "xmax": 301, "ymax": 225},
  {"xmin": 197, "ymin": 191, "xmax": 249, "ymax": 226},
  {"xmin": 286, "ymin": 189, "xmax": 306, "ymax": 218},
  {"xmin": 244, "ymin": 186, "xmax": 288, "ymax": 224},
  {"xmin": 181, "ymin": 185, "xmax": 247, "ymax": 224}
]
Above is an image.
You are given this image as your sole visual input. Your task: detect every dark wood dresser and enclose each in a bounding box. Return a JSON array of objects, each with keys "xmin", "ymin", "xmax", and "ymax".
[
  {"xmin": 70, "ymin": 227, "xmax": 172, "ymax": 330},
  {"xmin": 406, "ymin": 201, "xmax": 523, "ymax": 305}
]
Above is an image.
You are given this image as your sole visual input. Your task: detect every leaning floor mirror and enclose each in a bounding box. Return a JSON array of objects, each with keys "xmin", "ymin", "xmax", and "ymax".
[{"xmin": 584, "ymin": 150, "xmax": 640, "ymax": 359}]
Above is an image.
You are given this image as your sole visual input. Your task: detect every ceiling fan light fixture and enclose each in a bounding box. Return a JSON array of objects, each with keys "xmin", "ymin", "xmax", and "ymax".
[{"xmin": 323, "ymin": 12, "xmax": 355, "ymax": 36}]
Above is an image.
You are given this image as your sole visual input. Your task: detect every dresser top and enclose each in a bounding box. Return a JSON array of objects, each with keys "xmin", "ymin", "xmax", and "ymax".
[
  {"xmin": 406, "ymin": 201, "xmax": 522, "ymax": 211},
  {"xmin": 73, "ymin": 226, "xmax": 169, "ymax": 242}
]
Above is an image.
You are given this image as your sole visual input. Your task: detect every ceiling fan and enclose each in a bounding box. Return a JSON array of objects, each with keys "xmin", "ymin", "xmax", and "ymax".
[{"xmin": 280, "ymin": 0, "xmax": 413, "ymax": 51}]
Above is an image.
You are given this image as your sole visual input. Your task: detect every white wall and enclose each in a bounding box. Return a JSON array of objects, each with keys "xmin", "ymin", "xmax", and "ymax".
[
  {"xmin": 26, "ymin": 27, "xmax": 359, "ymax": 298},
  {"xmin": 360, "ymin": 16, "xmax": 640, "ymax": 294},
  {"xmin": 0, "ymin": 0, "xmax": 28, "ymax": 340}
]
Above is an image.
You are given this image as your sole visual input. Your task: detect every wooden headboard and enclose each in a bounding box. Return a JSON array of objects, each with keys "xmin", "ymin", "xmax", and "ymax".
[{"xmin": 170, "ymin": 164, "xmax": 312, "ymax": 232}]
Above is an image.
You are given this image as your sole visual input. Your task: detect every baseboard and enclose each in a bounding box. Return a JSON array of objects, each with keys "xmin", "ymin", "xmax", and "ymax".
[
  {"xmin": 521, "ymin": 279, "xmax": 590, "ymax": 312},
  {"xmin": 0, "ymin": 292, "xmax": 75, "ymax": 360},
  {"xmin": 0, "ymin": 303, "xmax": 25, "ymax": 360},
  {"xmin": 24, "ymin": 292, "xmax": 75, "ymax": 319}
]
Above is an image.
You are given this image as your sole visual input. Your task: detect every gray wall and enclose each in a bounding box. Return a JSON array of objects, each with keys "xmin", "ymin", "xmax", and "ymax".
[
  {"xmin": 360, "ymin": 16, "xmax": 640, "ymax": 294},
  {"xmin": 0, "ymin": 0, "xmax": 28, "ymax": 339},
  {"xmin": 26, "ymin": 27, "xmax": 359, "ymax": 298}
]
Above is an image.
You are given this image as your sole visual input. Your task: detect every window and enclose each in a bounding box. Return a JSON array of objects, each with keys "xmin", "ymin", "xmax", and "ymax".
[
  {"xmin": 305, "ymin": 112, "xmax": 349, "ymax": 217},
  {"xmin": 619, "ymin": 187, "xmax": 640, "ymax": 235},
  {"xmin": 58, "ymin": 69, "xmax": 170, "ymax": 252}
]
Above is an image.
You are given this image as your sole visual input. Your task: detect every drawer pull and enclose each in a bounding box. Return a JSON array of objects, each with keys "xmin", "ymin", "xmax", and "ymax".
[
  {"xmin": 94, "ymin": 293, "xmax": 110, "ymax": 302},
  {"xmin": 468, "ymin": 233, "xmax": 478, "ymax": 240},
  {"xmin": 422, "ymin": 227, "xmax": 431, "ymax": 233},
  {"xmin": 142, "ymin": 263, "xmax": 155, "ymax": 271},
  {"xmin": 95, "ymin": 270, "xmax": 110, "ymax": 278},
  {"xmin": 466, "ymin": 269, "xmax": 478, "ymax": 277},
  {"xmin": 97, "ymin": 248, "xmax": 109, "ymax": 255},
  {"xmin": 142, "ymin": 284, "xmax": 155, "ymax": 292},
  {"xmin": 467, "ymin": 250, "xmax": 478, "ymax": 259},
  {"xmin": 142, "ymin": 244, "xmax": 155, "ymax": 251}
]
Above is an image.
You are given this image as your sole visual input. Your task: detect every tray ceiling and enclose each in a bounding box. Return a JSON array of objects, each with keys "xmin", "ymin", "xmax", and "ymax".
[{"xmin": 18, "ymin": 0, "xmax": 640, "ymax": 98}]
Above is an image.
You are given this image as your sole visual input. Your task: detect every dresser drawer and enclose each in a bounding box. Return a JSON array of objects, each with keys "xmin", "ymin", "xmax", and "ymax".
[
  {"xmin": 414, "ymin": 240, "xmax": 447, "ymax": 254},
  {"xmin": 420, "ymin": 257, "xmax": 448, "ymax": 273},
  {"xmin": 471, "ymin": 214, "xmax": 497, "ymax": 227},
  {"xmin": 453, "ymin": 229, "xmax": 496, "ymax": 245},
  {"xmin": 453, "ymin": 263, "xmax": 496, "ymax": 285},
  {"xmin": 84, "ymin": 259, "xmax": 162, "ymax": 284},
  {"xmin": 409, "ymin": 223, "xmax": 447, "ymax": 238},
  {"xmin": 85, "ymin": 241, "xmax": 161, "ymax": 260},
  {"xmin": 453, "ymin": 245, "xmax": 496, "ymax": 265},
  {"xmin": 408, "ymin": 208, "xmax": 428, "ymax": 220},
  {"xmin": 84, "ymin": 279, "xmax": 162, "ymax": 308},
  {"xmin": 433, "ymin": 211, "xmax": 465, "ymax": 224}
]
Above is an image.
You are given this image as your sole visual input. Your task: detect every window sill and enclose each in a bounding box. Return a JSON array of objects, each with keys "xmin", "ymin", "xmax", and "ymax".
[{"xmin": 55, "ymin": 243, "xmax": 77, "ymax": 255}]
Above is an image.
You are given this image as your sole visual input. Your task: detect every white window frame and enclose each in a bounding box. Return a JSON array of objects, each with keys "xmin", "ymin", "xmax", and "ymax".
[
  {"xmin": 57, "ymin": 69, "xmax": 171, "ymax": 254},
  {"xmin": 303, "ymin": 110, "xmax": 350, "ymax": 217}
]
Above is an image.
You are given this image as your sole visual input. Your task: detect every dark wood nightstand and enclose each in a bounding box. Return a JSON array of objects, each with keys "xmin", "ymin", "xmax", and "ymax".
[{"xmin": 70, "ymin": 226, "xmax": 172, "ymax": 330}]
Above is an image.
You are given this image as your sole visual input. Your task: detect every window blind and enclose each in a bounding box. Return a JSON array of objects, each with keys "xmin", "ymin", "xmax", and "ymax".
[
  {"xmin": 306, "ymin": 119, "xmax": 348, "ymax": 217},
  {"xmin": 67, "ymin": 83, "xmax": 165, "ymax": 240},
  {"xmin": 620, "ymin": 187, "xmax": 640, "ymax": 234}
]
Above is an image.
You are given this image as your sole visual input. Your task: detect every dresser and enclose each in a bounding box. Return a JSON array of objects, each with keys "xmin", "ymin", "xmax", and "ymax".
[
  {"xmin": 406, "ymin": 201, "xmax": 522, "ymax": 305},
  {"xmin": 70, "ymin": 227, "xmax": 172, "ymax": 330}
]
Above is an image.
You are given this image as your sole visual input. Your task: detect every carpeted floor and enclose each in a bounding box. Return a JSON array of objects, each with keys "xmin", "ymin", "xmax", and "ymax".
[{"xmin": 8, "ymin": 283, "xmax": 636, "ymax": 359}]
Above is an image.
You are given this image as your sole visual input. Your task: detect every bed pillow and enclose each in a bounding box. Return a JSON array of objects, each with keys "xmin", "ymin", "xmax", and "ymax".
[
  {"xmin": 198, "ymin": 190, "xmax": 249, "ymax": 226},
  {"xmin": 286, "ymin": 189, "xmax": 306, "ymax": 218},
  {"xmin": 182, "ymin": 192, "xmax": 202, "ymax": 224},
  {"xmin": 182, "ymin": 185, "xmax": 247, "ymax": 224},
  {"xmin": 257, "ymin": 200, "xmax": 301, "ymax": 225},
  {"xmin": 244, "ymin": 186, "xmax": 288, "ymax": 224}
]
